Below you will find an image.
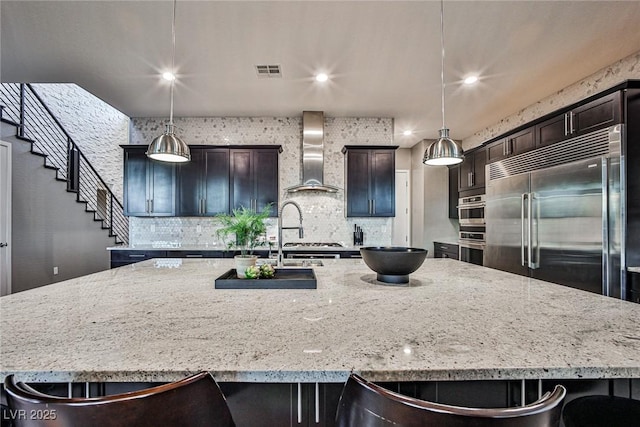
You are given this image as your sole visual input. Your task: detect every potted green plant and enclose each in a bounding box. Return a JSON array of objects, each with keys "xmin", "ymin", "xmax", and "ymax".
[{"xmin": 215, "ymin": 204, "xmax": 272, "ymax": 278}]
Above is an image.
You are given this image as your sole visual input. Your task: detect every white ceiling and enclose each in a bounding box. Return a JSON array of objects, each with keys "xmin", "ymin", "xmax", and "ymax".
[{"xmin": 2, "ymin": 1, "xmax": 640, "ymax": 148}]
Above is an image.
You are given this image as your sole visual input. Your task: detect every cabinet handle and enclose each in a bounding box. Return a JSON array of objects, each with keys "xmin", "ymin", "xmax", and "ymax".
[
  {"xmin": 506, "ymin": 138, "xmax": 511, "ymax": 155},
  {"xmin": 128, "ymin": 254, "xmax": 146, "ymax": 258},
  {"xmin": 150, "ymin": 199, "xmax": 153, "ymax": 213},
  {"xmin": 314, "ymin": 382, "xmax": 320, "ymax": 423},
  {"xmin": 372, "ymin": 199, "xmax": 376, "ymax": 215},
  {"xmin": 440, "ymin": 245, "xmax": 448, "ymax": 250},
  {"xmin": 297, "ymin": 383, "xmax": 302, "ymax": 424},
  {"xmin": 503, "ymin": 141, "xmax": 506, "ymax": 156},
  {"xmin": 569, "ymin": 111, "xmax": 575, "ymax": 134},
  {"xmin": 564, "ymin": 113, "xmax": 569, "ymax": 136}
]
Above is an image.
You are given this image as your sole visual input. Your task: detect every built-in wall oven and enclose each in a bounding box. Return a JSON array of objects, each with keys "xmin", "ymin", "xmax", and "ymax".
[
  {"xmin": 458, "ymin": 195, "xmax": 485, "ymax": 265},
  {"xmin": 458, "ymin": 195, "xmax": 485, "ymax": 226},
  {"xmin": 459, "ymin": 229, "xmax": 485, "ymax": 266}
]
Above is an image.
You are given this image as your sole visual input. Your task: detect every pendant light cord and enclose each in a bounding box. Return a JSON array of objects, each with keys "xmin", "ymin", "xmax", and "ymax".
[
  {"xmin": 169, "ymin": 0, "xmax": 177, "ymax": 126},
  {"xmin": 440, "ymin": 0, "xmax": 446, "ymax": 130}
]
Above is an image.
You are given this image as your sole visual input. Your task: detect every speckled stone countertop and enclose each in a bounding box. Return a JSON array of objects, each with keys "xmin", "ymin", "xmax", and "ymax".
[{"xmin": 2, "ymin": 259, "xmax": 640, "ymax": 384}]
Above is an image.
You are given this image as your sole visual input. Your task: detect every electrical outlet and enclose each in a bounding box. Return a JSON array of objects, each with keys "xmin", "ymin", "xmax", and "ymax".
[{"xmin": 53, "ymin": 266, "xmax": 59, "ymax": 275}]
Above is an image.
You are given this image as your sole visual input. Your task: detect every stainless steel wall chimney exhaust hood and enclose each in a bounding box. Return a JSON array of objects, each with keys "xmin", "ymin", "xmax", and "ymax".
[{"xmin": 286, "ymin": 111, "xmax": 339, "ymax": 193}]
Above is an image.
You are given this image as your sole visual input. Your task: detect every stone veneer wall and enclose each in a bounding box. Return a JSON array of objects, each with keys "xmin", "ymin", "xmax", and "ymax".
[
  {"xmin": 128, "ymin": 116, "xmax": 395, "ymax": 247},
  {"xmin": 32, "ymin": 84, "xmax": 129, "ymax": 201},
  {"xmin": 462, "ymin": 49, "xmax": 640, "ymax": 149}
]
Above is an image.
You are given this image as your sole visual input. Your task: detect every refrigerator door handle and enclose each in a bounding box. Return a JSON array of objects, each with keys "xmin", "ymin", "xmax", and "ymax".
[
  {"xmin": 527, "ymin": 192, "xmax": 535, "ymax": 269},
  {"xmin": 521, "ymin": 193, "xmax": 527, "ymax": 267}
]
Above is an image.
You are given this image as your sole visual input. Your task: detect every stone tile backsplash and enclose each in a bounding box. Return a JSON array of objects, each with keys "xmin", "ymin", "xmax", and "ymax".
[{"xmin": 128, "ymin": 115, "xmax": 394, "ymax": 247}]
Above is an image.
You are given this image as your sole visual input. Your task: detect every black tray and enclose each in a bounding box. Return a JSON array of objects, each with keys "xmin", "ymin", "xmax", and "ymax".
[{"xmin": 214, "ymin": 268, "xmax": 317, "ymax": 289}]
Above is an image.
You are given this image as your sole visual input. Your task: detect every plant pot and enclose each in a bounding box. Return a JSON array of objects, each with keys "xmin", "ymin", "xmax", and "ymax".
[{"xmin": 235, "ymin": 255, "xmax": 258, "ymax": 278}]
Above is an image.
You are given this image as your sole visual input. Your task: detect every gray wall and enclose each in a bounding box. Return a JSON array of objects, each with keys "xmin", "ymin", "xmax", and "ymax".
[
  {"xmin": 411, "ymin": 140, "xmax": 458, "ymax": 255},
  {"xmin": 2, "ymin": 124, "xmax": 113, "ymax": 293}
]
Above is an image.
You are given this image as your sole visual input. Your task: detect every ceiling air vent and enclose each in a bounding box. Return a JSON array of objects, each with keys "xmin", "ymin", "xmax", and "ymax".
[{"xmin": 255, "ymin": 64, "xmax": 282, "ymax": 78}]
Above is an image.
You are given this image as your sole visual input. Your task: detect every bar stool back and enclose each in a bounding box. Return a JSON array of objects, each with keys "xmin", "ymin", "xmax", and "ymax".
[
  {"xmin": 335, "ymin": 374, "xmax": 566, "ymax": 427},
  {"xmin": 562, "ymin": 395, "xmax": 640, "ymax": 427},
  {"xmin": 4, "ymin": 372, "xmax": 235, "ymax": 427}
]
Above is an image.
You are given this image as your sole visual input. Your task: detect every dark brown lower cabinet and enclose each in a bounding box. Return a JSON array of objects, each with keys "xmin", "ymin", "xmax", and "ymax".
[{"xmin": 219, "ymin": 382, "xmax": 344, "ymax": 427}]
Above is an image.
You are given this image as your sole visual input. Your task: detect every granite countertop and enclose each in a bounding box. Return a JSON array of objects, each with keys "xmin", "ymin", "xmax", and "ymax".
[{"xmin": 1, "ymin": 258, "xmax": 640, "ymax": 384}]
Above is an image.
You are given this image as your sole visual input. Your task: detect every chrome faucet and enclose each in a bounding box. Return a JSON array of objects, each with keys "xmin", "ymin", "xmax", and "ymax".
[{"xmin": 278, "ymin": 200, "xmax": 304, "ymax": 267}]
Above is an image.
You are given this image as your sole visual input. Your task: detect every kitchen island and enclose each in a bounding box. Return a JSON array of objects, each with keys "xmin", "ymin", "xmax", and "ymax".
[{"xmin": 2, "ymin": 258, "xmax": 639, "ymax": 384}]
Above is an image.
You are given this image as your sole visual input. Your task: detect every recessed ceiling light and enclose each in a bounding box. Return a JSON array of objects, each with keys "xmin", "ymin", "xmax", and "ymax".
[
  {"xmin": 403, "ymin": 130, "xmax": 413, "ymax": 136},
  {"xmin": 463, "ymin": 75, "xmax": 478, "ymax": 85},
  {"xmin": 162, "ymin": 71, "xmax": 176, "ymax": 82},
  {"xmin": 315, "ymin": 73, "xmax": 328, "ymax": 82}
]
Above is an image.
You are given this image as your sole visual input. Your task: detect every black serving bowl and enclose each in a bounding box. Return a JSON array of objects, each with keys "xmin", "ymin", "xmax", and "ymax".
[{"xmin": 360, "ymin": 247, "xmax": 428, "ymax": 284}]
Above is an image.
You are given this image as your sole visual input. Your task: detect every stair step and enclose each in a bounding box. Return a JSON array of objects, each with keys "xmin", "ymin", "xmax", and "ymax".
[
  {"xmin": 16, "ymin": 134, "xmax": 35, "ymax": 143},
  {"xmin": 30, "ymin": 150, "xmax": 48, "ymax": 158},
  {"xmin": 43, "ymin": 164, "xmax": 59, "ymax": 171},
  {"xmin": 0, "ymin": 117, "xmax": 20, "ymax": 128}
]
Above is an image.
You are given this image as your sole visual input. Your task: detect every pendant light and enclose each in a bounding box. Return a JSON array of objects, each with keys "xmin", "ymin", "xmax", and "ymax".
[
  {"xmin": 146, "ymin": 0, "xmax": 191, "ymax": 163},
  {"xmin": 423, "ymin": 0, "xmax": 463, "ymax": 166}
]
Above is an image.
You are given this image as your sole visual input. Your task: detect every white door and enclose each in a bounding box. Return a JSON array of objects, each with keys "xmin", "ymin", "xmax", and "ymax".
[
  {"xmin": 392, "ymin": 170, "xmax": 410, "ymax": 246},
  {"xmin": 0, "ymin": 140, "xmax": 11, "ymax": 296}
]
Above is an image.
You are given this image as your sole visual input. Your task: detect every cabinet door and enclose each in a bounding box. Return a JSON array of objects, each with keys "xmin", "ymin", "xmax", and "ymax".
[
  {"xmin": 471, "ymin": 149, "xmax": 486, "ymax": 189},
  {"xmin": 219, "ymin": 383, "xmax": 294, "ymax": 427},
  {"xmin": 148, "ymin": 159, "xmax": 175, "ymax": 216},
  {"xmin": 536, "ymin": 113, "xmax": 567, "ymax": 148},
  {"xmin": 458, "ymin": 153, "xmax": 474, "ymax": 191},
  {"xmin": 486, "ymin": 139, "xmax": 507, "ymax": 163},
  {"xmin": 203, "ymin": 149, "xmax": 230, "ymax": 215},
  {"xmin": 230, "ymin": 149, "xmax": 253, "ymax": 211},
  {"xmin": 123, "ymin": 149, "xmax": 149, "ymax": 216},
  {"xmin": 345, "ymin": 150, "xmax": 371, "ymax": 216},
  {"xmin": 448, "ymin": 166, "xmax": 459, "ymax": 219},
  {"xmin": 176, "ymin": 150, "xmax": 204, "ymax": 216},
  {"xmin": 573, "ymin": 91, "xmax": 621, "ymax": 136},
  {"xmin": 371, "ymin": 150, "xmax": 395, "ymax": 217},
  {"xmin": 508, "ymin": 127, "xmax": 535, "ymax": 156},
  {"xmin": 253, "ymin": 149, "xmax": 279, "ymax": 217}
]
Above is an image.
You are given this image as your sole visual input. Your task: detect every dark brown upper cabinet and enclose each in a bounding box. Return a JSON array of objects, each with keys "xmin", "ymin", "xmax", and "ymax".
[
  {"xmin": 123, "ymin": 147, "xmax": 176, "ymax": 217},
  {"xmin": 343, "ymin": 146, "xmax": 397, "ymax": 217},
  {"xmin": 458, "ymin": 147, "xmax": 486, "ymax": 193},
  {"xmin": 486, "ymin": 126, "xmax": 536, "ymax": 163},
  {"xmin": 176, "ymin": 148, "xmax": 230, "ymax": 216},
  {"xmin": 230, "ymin": 148, "xmax": 279, "ymax": 217},
  {"xmin": 536, "ymin": 91, "xmax": 621, "ymax": 148}
]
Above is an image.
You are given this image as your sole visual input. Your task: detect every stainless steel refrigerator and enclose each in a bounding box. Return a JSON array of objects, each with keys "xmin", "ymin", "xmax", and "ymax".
[{"xmin": 484, "ymin": 125, "xmax": 625, "ymax": 298}]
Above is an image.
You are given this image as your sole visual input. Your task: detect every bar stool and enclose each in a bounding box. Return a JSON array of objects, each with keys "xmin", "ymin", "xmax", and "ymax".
[
  {"xmin": 4, "ymin": 372, "xmax": 235, "ymax": 427},
  {"xmin": 562, "ymin": 395, "xmax": 640, "ymax": 427},
  {"xmin": 335, "ymin": 374, "xmax": 566, "ymax": 427}
]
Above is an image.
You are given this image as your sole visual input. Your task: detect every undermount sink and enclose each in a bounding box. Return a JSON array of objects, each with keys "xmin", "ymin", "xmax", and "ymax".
[
  {"xmin": 257, "ymin": 259, "xmax": 324, "ymax": 267},
  {"xmin": 283, "ymin": 259, "xmax": 324, "ymax": 267}
]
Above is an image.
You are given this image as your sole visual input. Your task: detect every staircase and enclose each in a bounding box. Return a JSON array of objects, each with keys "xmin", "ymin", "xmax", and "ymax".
[{"xmin": 0, "ymin": 83, "xmax": 128, "ymax": 245}]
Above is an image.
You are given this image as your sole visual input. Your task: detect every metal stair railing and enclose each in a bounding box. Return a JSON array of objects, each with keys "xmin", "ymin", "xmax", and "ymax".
[{"xmin": 0, "ymin": 83, "xmax": 128, "ymax": 245}]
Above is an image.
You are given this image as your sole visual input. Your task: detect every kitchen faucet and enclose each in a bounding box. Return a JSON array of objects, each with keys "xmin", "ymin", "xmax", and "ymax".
[{"xmin": 277, "ymin": 200, "xmax": 304, "ymax": 267}]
